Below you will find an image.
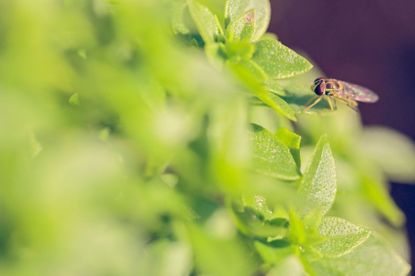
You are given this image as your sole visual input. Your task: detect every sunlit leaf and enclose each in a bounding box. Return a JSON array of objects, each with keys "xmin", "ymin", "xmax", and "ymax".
[
  {"xmin": 226, "ymin": 9, "xmax": 255, "ymax": 42},
  {"xmin": 310, "ymin": 235, "xmax": 410, "ymax": 276},
  {"xmin": 312, "ymin": 216, "xmax": 370, "ymax": 258},
  {"xmin": 251, "ymin": 125, "xmax": 300, "ymax": 180},
  {"xmin": 225, "ymin": 0, "xmax": 270, "ymax": 41},
  {"xmin": 189, "ymin": 226, "xmax": 256, "ymax": 276},
  {"xmin": 299, "ymin": 135, "xmax": 336, "ymax": 224},
  {"xmin": 188, "ymin": 0, "xmax": 220, "ymax": 43},
  {"xmin": 253, "ymin": 35, "xmax": 313, "ymax": 79}
]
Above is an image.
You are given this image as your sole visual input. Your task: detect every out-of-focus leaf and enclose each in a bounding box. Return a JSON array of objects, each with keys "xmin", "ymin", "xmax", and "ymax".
[
  {"xmin": 299, "ymin": 135, "xmax": 336, "ymax": 225},
  {"xmin": 360, "ymin": 127, "xmax": 415, "ymax": 183},
  {"xmin": 312, "ymin": 216, "xmax": 370, "ymax": 258},
  {"xmin": 265, "ymin": 78, "xmax": 287, "ymax": 96},
  {"xmin": 310, "ymin": 235, "xmax": 410, "ymax": 276},
  {"xmin": 275, "ymin": 128, "xmax": 302, "ymax": 168},
  {"xmin": 225, "ymin": 40, "xmax": 256, "ymax": 61},
  {"xmin": 205, "ymin": 42, "xmax": 224, "ymax": 68},
  {"xmin": 267, "ymin": 256, "xmax": 307, "ymax": 276},
  {"xmin": 68, "ymin": 93, "xmax": 80, "ymax": 106},
  {"xmin": 188, "ymin": 0, "xmax": 220, "ymax": 43},
  {"xmin": 265, "ymin": 93, "xmax": 297, "ymax": 122},
  {"xmin": 255, "ymin": 242, "xmax": 294, "ymax": 265},
  {"xmin": 231, "ymin": 196, "xmax": 290, "ymax": 240},
  {"xmin": 251, "ymin": 125, "xmax": 300, "ymax": 180},
  {"xmin": 360, "ymin": 173, "xmax": 404, "ymax": 226},
  {"xmin": 232, "ymin": 203, "xmax": 289, "ymax": 239},
  {"xmin": 275, "ymin": 128, "xmax": 301, "ymax": 150},
  {"xmin": 227, "ymin": 60, "xmax": 297, "ymax": 121},
  {"xmin": 171, "ymin": 0, "xmax": 191, "ymax": 34},
  {"xmin": 225, "ymin": 0, "xmax": 270, "ymax": 41},
  {"xmin": 253, "ymin": 35, "xmax": 313, "ymax": 79},
  {"xmin": 189, "ymin": 226, "xmax": 256, "ymax": 276}
]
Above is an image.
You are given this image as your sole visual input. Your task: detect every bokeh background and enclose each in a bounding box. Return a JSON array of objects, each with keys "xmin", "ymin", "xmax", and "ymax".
[{"xmin": 269, "ymin": 0, "xmax": 415, "ymax": 266}]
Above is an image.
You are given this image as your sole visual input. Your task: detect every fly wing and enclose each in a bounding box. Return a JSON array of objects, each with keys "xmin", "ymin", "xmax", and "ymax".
[{"xmin": 340, "ymin": 81, "xmax": 379, "ymax": 103}]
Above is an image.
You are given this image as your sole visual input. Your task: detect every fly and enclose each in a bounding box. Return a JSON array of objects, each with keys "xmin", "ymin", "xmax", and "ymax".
[{"xmin": 304, "ymin": 78, "xmax": 379, "ymax": 112}]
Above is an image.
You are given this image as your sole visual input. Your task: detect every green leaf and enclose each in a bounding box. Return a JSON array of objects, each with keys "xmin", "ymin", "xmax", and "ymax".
[
  {"xmin": 360, "ymin": 173, "xmax": 404, "ymax": 226},
  {"xmin": 205, "ymin": 42, "xmax": 225, "ymax": 68},
  {"xmin": 171, "ymin": 1, "xmax": 191, "ymax": 34},
  {"xmin": 265, "ymin": 78, "xmax": 287, "ymax": 96},
  {"xmin": 189, "ymin": 226, "xmax": 256, "ymax": 276},
  {"xmin": 288, "ymin": 209, "xmax": 307, "ymax": 245},
  {"xmin": 275, "ymin": 128, "xmax": 302, "ymax": 169},
  {"xmin": 68, "ymin": 93, "xmax": 80, "ymax": 106},
  {"xmin": 265, "ymin": 93, "xmax": 297, "ymax": 122},
  {"xmin": 267, "ymin": 256, "xmax": 306, "ymax": 276},
  {"xmin": 227, "ymin": 60, "xmax": 297, "ymax": 121},
  {"xmin": 232, "ymin": 203, "xmax": 289, "ymax": 239},
  {"xmin": 241, "ymin": 195, "xmax": 274, "ymax": 220},
  {"xmin": 255, "ymin": 242, "xmax": 295, "ymax": 265},
  {"xmin": 360, "ymin": 127, "xmax": 415, "ymax": 183},
  {"xmin": 312, "ymin": 217, "xmax": 370, "ymax": 258},
  {"xmin": 225, "ymin": 0, "xmax": 270, "ymax": 41},
  {"xmin": 275, "ymin": 128, "xmax": 301, "ymax": 150},
  {"xmin": 251, "ymin": 125, "xmax": 300, "ymax": 180},
  {"xmin": 299, "ymin": 135, "xmax": 336, "ymax": 224},
  {"xmin": 226, "ymin": 9, "xmax": 255, "ymax": 42},
  {"xmin": 225, "ymin": 41, "xmax": 256, "ymax": 61},
  {"xmin": 253, "ymin": 35, "xmax": 313, "ymax": 79},
  {"xmin": 310, "ymin": 235, "xmax": 410, "ymax": 276},
  {"xmin": 188, "ymin": 0, "xmax": 220, "ymax": 43}
]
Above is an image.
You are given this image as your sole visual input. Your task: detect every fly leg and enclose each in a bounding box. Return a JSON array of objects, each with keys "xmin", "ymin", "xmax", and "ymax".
[
  {"xmin": 303, "ymin": 96, "xmax": 323, "ymax": 112},
  {"xmin": 304, "ymin": 96, "xmax": 318, "ymax": 106},
  {"xmin": 337, "ymin": 97, "xmax": 358, "ymax": 111},
  {"xmin": 327, "ymin": 97, "xmax": 337, "ymax": 111}
]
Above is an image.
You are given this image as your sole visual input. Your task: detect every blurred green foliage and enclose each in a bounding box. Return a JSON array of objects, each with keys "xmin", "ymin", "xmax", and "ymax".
[{"xmin": 0, "ymin": 0, "xmax": 414, "ymax": 275}]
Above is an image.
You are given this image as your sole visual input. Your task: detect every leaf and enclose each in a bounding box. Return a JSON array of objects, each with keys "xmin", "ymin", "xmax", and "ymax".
[
  {"xmin": 226, "ymin": 9, "xmax": 255, "ymax": 42},
  {"xmin": 227, "ymin": 60, "xmax": 297, "ymax": 121},
  {"xmin": 360, "ymin": 173, "xmax": 404, "ymax": 226},
  {"xmin": 225, "ymin": 40, "xmax": 256, "ymax": 61},
  {"xmin": 171, "ymin": 0, "xmax": 191, "ymax": 34},
  {"xmin": 188, "ymin": 226, "xmax": 256, "ymax": 276},
  {"xmin": 265, "ymin": 93, "xmax": 297, "ymax": 122},
  {"xmin": 251, "ymin": 125, "xmax": 300, "ymax": 180},
  {"xmin": 310, "ymin": 235, "xmax": 410, "ymax": 276},
  {"xmin": 275, "ymin": 128, "xmax": 302, "ymax": 168},
  {"xmin": 232, "ymin": 203, "xmax": 289, "ymax": 239},
  {"xmin": 265, "ymin": 78, "xmax": 287, "ymax": 96},
  {"xmin": 225, "ymin": 0, "xmax": 270, "ymax": 41},
  {"xmin": 188, "ymin": 0, "xmax": 220, "ymax": 43},
  {"xmin": 253, "ymin": 35, "xmax": 313, "ymax": 79},
  {"xmin": 360, "ymin": 127, "xmax": 415, "ymax": 183},
  {"xmin": 299, "ymin": 135, "xmax": 336, "ymax": 224},
  {"xmin": 275, "ymin": 128, "xmax": 301, "ymax": 150},
  {"xmin": 267, "ymin": 256, "xmax": 307, "ymax": 276},
  {"xmin": 69, "ymin": 93, "xmax": 80, "ymax": 106},
  {"xmin": 312, "ymin": 217, "xmax": 370, "ymax": 258},
  {"xmin": 254, "ymin": 242, "xmax": 295, "ymax": 265},
  {"xmin": 205, "ymin": 42, "xmax": 225, "ymax": 68}
]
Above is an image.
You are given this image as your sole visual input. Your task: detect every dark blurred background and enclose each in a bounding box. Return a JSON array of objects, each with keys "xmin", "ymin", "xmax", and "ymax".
[{"xmin": 269, "ymin": 0, "xmax": 415, "ymax": 267}]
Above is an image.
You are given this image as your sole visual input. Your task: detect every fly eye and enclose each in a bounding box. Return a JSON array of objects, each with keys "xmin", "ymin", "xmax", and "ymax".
[{"xmin": 314, "ymin": 85, "xmax": 324, "ymax": 95}]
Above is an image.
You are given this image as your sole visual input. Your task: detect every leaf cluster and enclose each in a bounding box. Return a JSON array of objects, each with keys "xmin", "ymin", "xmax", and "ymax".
[{"xmin": 0, "ymin": 0, "xmax": 413, "ymax": 275}]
